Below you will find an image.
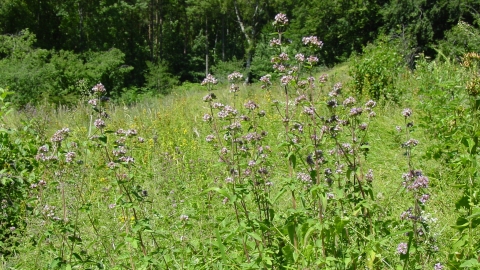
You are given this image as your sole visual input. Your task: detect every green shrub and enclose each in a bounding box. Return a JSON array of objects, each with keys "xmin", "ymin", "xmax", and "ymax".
[
  {"xmin": 210, "ymin": 58, "xmax": 245, "ymax": 84},
  {"xmin": 144, "ymin": 61, "xmax": 179, "ymax": 95},
  {"xmin": 0, "ymin": 90, "xmax": 39, "ymax": 257},
  {"xmin": 437, "ymin": 21, "xmax": 480, "ymax": 61},
  {"xmin": 350, "ymin": 36, "xmax": 405, "ymax": 102},
  {"xmin": 0, "ymin": 30, "xmax": 133, "ymax": 106}
]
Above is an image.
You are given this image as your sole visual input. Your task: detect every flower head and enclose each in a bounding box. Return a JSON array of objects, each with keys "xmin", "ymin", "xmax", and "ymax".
[
  {"xmin": 419, "ymin": 194, "xmax": 430, "ymax": 204},
  {"xmin": 230, "ymin": 84, "xmax": 239, "ymax": 93},
  {"xmin": 274, "ymin": 13, "xmax": 288, "ymax": 26},
  {"xmin": 92, "ymin": 83, "xmax": 106, "ymax": 93},
  {"xmin": 297, "ymin": 172, "xmax": 312, "ymax": 185},
  {"xmin": 201, "ymin": 74, "xmax": 218, "ymax": 86},
  {"xmin": 206, "ymin": 134, "xmax": 215, "ymax": 142},
  {"xmin": 88, "ymin": 99, "xmax": 98, "ymax": 106},
  {"xmin": 228, "ymin": 71, "xmax": 243, "ymax": 82},
  {"xmin": 94, "ymin": 119, "xmax": 106, "ymax": 129},
  {"xmin": 307, "ymin": 55, "xmax": 319, "ymax": 64},
  {"xmin": 279, "ymin": 52, "xmax": 289, "ymax": 61},
  {"xmin": 365, "ymin": 100, "xmax": 377, "ymax": 108},
  {"xmin": 349, "ymin": 107, "xmax": 363, "ymax": 117},
  {"xmin": 343, "ymin": 97, "xmax": 356, "ymax": 107},
  {"xmin": 202, "ymin": 93, "xmax": 216, "ymax": 102},
  {"xmin": 65, "ymin": 152, "xmax": 76, "ymax": 163},
  {"xmin": 203, "ymin": 114, "xmax": 212, "ymax": 122},
  {"xmin": 244, "ymin": 100, "xmax": 258, "ymax": 110},
  {"xmin": 397, "ymin": 242, "xmax": 408, "ymax": 255},
  {"xmin": 280, "ymin": 75, "xmax": 294, "ymax": 85},
  {"xmin": 319, "ymin": 74, "xmax": 328, "ymax": 83},
  {"xmin": 269, "ymin": 38, "xmax": 281, "ymax": 47},
  {"xmin": 295, "ymin": 53, "xmax": 305, "ymax": 62},
  {"xmin": 51, "ymin": 128, "xmax": 70, "ymax": 143},
  {"xmin": 302, "ymin": 36, "xmax": 324, "ymax": 48},
  {"xmin": 260, "ymin": 75, "xmax": 272, "ymax": 89},
  {"xmin": 402, "ymin": 108, "xmax": 413, "ymax": 118}
]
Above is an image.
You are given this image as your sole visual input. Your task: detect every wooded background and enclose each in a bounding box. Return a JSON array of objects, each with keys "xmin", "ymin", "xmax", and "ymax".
[{"xmin": 0, "ymin": 0, "xmax": 479, "ymax": 105}]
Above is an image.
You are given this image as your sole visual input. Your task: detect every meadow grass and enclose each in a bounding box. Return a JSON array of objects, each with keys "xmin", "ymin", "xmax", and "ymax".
[{"xmin": 1, "ymin": 51, "xmax": 479, "ymax": 269}]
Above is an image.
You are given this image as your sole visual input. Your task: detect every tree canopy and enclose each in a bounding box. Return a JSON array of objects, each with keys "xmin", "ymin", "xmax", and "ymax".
[{"xmin": 0, "ymin": 0, "xmax": 479, "ymax": 105}]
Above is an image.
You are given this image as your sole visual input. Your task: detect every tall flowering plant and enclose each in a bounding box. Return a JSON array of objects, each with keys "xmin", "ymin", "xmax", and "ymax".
[
  {"xmin": 202, "ymin": 73, "xmax": 274, "ymax": 265},
  {"xmin": 395, "ymin": 108, "xmax": 443, "ymax": 269}
]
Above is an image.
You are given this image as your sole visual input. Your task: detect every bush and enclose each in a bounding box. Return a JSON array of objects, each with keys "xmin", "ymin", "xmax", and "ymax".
[
  {"xmin": 210, "ymin": 58, "xmax": 245, "ymax": 84},
  {"xmin": 437, "ymin": 21, "xmax": 480, "ymax": 61},
  {"xmin": 0, "ymin": 30, "xmax": 133, "ymax": 106},
  {"xmin": 0, "ymin": 90, "xmax": 39, "ymax": 256},
  {"xmin": 144, "ymin": 61, "xmax": 179, "ymax": 95},
  {"xmin": 350, "ymin": 36, "xmax": 405, "ymax": 102}
]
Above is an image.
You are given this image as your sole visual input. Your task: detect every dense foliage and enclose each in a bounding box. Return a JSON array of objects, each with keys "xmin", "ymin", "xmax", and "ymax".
[
  {"xmin": 2, "ymin": 12, "xmax": 480, "ymax": 269},
  {"xmin": 0, "ymin": 0, "xmax": 479, "ymax": 105}
]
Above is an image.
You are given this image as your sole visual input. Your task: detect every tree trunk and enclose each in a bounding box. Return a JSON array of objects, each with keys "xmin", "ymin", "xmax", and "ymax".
[
  {"xmin": 205, "ymin": 16, "xmax": 209, "ymax": 76},
  {"xmin": 233, "ymin": 0, "xmax": 260, "ymax": 83},
  {"xmin": 222, "ymin": 13, "xmax": 225, "ymax": 61}
]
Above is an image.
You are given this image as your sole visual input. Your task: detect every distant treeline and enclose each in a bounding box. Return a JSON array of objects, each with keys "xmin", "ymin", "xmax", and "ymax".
[{"xmin": 0, "ymin": 0, "xmax": 479, "ymax": 105}]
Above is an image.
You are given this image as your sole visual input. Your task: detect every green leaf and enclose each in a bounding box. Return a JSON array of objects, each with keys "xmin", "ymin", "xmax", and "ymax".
[
  {"xmin": 72, "ymin": 253, "xmax": 83, "ymax": 261},
  {"xmin": 201, "ymin": 187, "xmax": 232, "ymax": 201},
  {"xmin": 247, "ymin": 232, "xmax": 262, "ymax": 242},
  {"xmin": 273, "ymin": 187, "xmax": 287, "ymax": 203},
  {"xmin": 288, "ymin": 152, "xmax": 296, "ymax": 169},
  {"xmin": 293, "ymin": 251, "xmax": 299, "ymax": 262},
  {"xmin": 459, "ymin": 259, "xmax": 480, "ymax": 267},
  {"xmin": 345, "ymin": 257, "xmax": 352, "ymax": 268},
  {"xmin": 303, "ymin": 223, "xmax": 321, "ymax": 247},
  {"xmin": 99, "ymin": 135, "xmax": 107, "ymax": 144},
  {"xmin": 215, "ymin": 229, "xmax": 227, "ymax": 264}
]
